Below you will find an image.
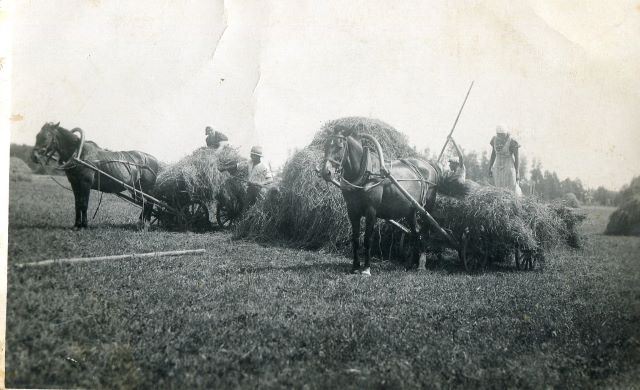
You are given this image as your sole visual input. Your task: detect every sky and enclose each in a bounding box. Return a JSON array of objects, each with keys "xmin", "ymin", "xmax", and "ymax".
[{"xmin": 8, "ymin": 0, "xmax": 640, "ymax": 190}]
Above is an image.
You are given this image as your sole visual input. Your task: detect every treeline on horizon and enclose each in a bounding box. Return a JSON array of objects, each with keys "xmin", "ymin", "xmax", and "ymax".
[{"xmin": 10, "ymin": 142, "xmax": 632, "ymax": 207}]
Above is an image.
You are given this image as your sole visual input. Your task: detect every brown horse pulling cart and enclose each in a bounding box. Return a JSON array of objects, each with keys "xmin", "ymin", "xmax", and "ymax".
[
  {"xmin": 32, "ymin": 123, "xmax": 210, "ymax": 231},
  {"xmin": 321, "ymin": 129, "xmax": 470, "ymax": 274}
]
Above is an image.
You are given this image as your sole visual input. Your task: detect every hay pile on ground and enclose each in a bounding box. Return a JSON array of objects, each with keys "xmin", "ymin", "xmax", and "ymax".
[
  {"xmin": 10, "ymin": 157, "xmax": 33, "ymax": 182},
  {"xmin": 605, "ymin": 195, "xmax": 640, "ymax": 236},
  {"xmin": 562, "ymin": 192, "xmax": 580, "ymax": 208},
  {"xmin": 234, "ymin": 117, "xmax": 415, "ymax": 252},
  {"xmin": 429, "ymin": 187, "xmax": 586, "ymax": 263},
  {"xmin": 153, "ymin": 146, "xmax": 244, "ymax": 206},
  {"xmin": 235, "ymin": 147, "xmax": 352, "ymax": 250}
]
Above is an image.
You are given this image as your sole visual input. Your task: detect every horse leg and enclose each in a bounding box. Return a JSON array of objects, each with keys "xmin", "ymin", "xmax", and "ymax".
[
  {"xmin": 68, "ymin": 177, "xmax": 82, "ymax": 229},
  {"xmin": 79, "ymin": 181, "xmax": 91, "ymax": 228},
  {"xmin": 361, "ymin": 208, "xmax": 376, "ymax": 276},
  {"xmin": 140, "ymin": 202, "xmax": 154, "ymax": 231},
  {"xmin": 348, "ymin": 212, "xmax": 361, "ymax": 274},
  {"xmin": 408, "ymin": 212, "xmax": 426, "ymax": 271}
]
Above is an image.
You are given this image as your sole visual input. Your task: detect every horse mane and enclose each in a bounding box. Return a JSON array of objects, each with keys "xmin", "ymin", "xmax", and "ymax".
[{"xmin": 52, "ymin": 124, "xmax": 101, "ymax": 148}]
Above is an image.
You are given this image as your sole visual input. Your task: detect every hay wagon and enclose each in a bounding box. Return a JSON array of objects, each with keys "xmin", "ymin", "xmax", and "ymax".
[
  {"xmin": 213, "ymin": 178, "xmax": 245, "ymax": 229},
  {"xmin": 215, "ymin": 173, "xmax": 278, "ymax": 229},
  {"xmin": 354, "ymin": 135, "xmax": 481, "ymax": 270},
  {"xmin": 59, "ymin": 152, "xmax": 211, "ymax": 232}
]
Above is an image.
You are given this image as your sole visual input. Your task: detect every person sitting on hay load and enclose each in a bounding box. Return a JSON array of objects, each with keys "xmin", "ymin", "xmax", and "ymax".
[
  {"xmin": 246, "ymin": 145, "xmax": 273, "ymax": 206},
  {"xmin": 205, "ymin": 127, "xmax": 229, "ymax": 151},
  {"xmin": 444, "ymin": 136, "xmax": 466, "ymax": 185},
  {"xmin": 438, "ymin": 136, "xmax": 477, "ymax": 197}
]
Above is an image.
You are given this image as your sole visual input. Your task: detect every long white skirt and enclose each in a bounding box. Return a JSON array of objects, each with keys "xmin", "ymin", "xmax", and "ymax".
[{"xmin": 492, "ymin": 157, "xmax": 520, "ymax": 195}]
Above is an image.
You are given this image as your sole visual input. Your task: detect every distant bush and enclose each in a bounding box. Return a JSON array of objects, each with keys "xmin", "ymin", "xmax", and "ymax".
[{"xmin": 605, "ymin": 195, "xmax": 640, "ymax": 236}]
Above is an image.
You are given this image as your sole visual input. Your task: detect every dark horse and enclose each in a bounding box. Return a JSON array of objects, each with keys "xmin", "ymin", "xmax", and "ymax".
[
  {"xmin": 321, "ymin": 125, "xmax": 461, "ymax": 275},
  {"xmin": 31, "ymin": 122, "xmax": 160, "ymax": 230}
]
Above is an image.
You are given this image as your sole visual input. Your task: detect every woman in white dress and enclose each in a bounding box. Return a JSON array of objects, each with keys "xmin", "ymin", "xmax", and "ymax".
[{"xmin": 488, "ymin": 125, "xmax": 521, "ymax": 195}]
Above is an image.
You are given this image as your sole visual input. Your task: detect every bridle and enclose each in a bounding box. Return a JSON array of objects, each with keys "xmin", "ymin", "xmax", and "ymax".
[
  {"xmin": 324, "ymin": 134, "xmax": 349, "ymax": 176},
  {"xmin": 323, "ymin": 134, "xmax": 385, "ymax": 191},
  {"xmin": 33, "ymin": 127, "xmax": 61, "ymax": 166},
  {"xmin": 33, "ymin": 125, "xmax": 86, "ymax": 170}
]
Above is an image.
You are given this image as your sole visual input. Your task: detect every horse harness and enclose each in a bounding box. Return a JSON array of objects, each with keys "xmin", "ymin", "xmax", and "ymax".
[
  {"xmin": 332, "ymin": 135, "xmax": 438, "ymax": 206},
  {"xmin": 42, "ymin": 127, "xmax": 158, "ymax": 178}
]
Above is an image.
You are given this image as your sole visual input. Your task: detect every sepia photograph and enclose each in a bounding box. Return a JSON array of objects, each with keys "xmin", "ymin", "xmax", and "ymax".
[{"xmin": 2, "ymin": 0, "xmax": 640, "ymax": 388}]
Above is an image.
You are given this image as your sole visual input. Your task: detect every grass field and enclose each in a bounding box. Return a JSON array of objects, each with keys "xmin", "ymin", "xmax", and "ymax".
[{"xmin": 6, "ymin": 176, "xmax": 640, "ymax": 389}]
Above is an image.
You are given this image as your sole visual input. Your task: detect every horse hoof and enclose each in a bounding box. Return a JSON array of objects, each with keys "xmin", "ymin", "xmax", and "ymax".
[
  {"xmin": 360, "ymin": 268, "xmax": 371, "ymax": 276},
  {"xmin": 350, "ymin": 268, "xmax": 360, "ymax": 274}
]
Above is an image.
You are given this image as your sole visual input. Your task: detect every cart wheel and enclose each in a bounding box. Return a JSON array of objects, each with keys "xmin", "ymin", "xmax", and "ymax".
[
  {"xmin": 216, "ymin": 203, "xmax": 233, "ymax": 229},
  {"xmin": 180, "ymin": 201, "xmax": 210, "ymax": 232}
]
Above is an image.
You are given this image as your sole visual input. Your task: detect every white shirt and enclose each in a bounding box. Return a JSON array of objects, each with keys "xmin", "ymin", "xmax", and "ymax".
[{"xmin": 248, "ymin": 160, "xmax": 273, "ymax": 185}]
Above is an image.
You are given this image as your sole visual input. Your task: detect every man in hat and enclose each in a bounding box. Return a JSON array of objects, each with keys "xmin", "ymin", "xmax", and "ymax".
[
  {"xmin": 205, "ymin": 126, "xmax": 229, "ymax": 151},
  {"xmin": 445, "ymin": 136, "xmax": 466, "ymax": 184},
  {"xmin": 489, "ymin": 124, "xmax": 521, "ymax": 195},
  {"xmin": 246, "ymin": 145, "xmax": 273, "ymax": 206}
]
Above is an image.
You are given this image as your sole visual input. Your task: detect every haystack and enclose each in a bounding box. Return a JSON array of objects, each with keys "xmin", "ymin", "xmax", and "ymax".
[
  {"xmin": 605, "ymin": 195, "xmax": 640, "ymax": 236},
  {"xmin": 10, "ymin": 157, "xmax": 33, "ymax": 182},
  {"xmin": 153, "ymin": 146, "xmax": 245, "ymax": 207},
  {"xmin": 234, "ymin": 117, "xmax": 415, "ymax": 252},
  {"xmin": 234, "ymin": 116, "xmax": 585, "ymax": 265},
  {"xmin": 562, "ymin": 192, "xmax": 580, "ymax": 208},
  {"xmin": 309, "ymin": 117, "xmax": 419, "ymax": 160}
]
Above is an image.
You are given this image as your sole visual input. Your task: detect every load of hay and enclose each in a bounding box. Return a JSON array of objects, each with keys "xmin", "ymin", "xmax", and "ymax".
[
  {"xmin": 153, "ymin": 146, "xmax": 245, "ymax": 207},
  {"xmin": 429, "ymin": 187, "xmax": 586, "ymax": 265},
  {"xmin": 10, "ymin": 157, "xmax": 33, "ymax": 182},
  {"xmin": 234, "ymin": 117, "xmax": 416, "ymax": 252},
  {"xmin": 605, "ymin": 195, "xmax": 640, "ymax": 236},
  {"xmin": 234, "ymin": 116, "xmax": 585, "ymax": 266}
]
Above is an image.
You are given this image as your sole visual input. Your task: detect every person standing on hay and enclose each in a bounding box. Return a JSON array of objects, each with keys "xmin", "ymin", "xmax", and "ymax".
[
  {"xmin": 205, "ymin": 126, "xmax": 229, "ymax": 151},
  {"xmin": 489, "ymin": 125, "xmax": 522, "ymax": 196},
  {"xmin": 246, "ymin": 145, "xmax": 273, "ymax": 206}
]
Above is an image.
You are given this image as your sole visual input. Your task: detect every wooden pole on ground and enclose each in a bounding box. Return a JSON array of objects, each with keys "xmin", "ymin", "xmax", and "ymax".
[{"xmin": 16, "ymin": 249, "xmax": 206, "ymax": 268}]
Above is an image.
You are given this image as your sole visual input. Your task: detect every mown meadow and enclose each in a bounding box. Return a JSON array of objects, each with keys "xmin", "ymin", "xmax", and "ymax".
[{"xmin": 6, "ymin": 176, "xmax": 640, "ymax": 389}]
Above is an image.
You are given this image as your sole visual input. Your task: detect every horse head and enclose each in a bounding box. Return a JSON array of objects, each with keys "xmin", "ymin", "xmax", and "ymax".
[
  {"xmin": 321, "ymin": 124, "xmax": 360, "ymax": 183},
  {"xmin": 31, "ymin": 122, "xmax": 60, "ymax": 165}
]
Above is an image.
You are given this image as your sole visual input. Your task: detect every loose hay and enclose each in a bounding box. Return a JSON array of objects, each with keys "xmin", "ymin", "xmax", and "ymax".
[
  {"xmin": 310, "ymin": 116, "xmax": 419, "ymax": 160},
  {"xmin": 430, "ymin": 188, "xmax": 585, "ymax": 264},
  {"xmin": 153, "ymin": 146, "xmax": 245, "ymax": 207},
  {"xmin": 605, "ymin": 195, "xmax": 640, "ymax": 236}
]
